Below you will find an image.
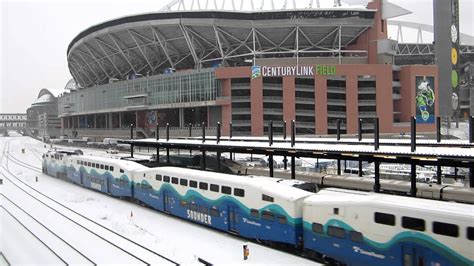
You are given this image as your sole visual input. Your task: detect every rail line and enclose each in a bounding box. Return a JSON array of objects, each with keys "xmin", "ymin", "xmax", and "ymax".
[
  {"xmin": 1, "ymin": 139, "xmax": 178, "ymax": 265},
  {"xmin": 0, "ymin": 193, "xmax": 94, "ymax": 265},
  {"xmin": 0, "ymin": 205, "xmax": 68, "ymax": 265}
]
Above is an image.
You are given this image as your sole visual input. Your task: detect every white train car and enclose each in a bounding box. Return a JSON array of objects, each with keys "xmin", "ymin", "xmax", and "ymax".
[
  {"xmin": 302, "ymin": 188, "xmax": 474, "ymax": 266},
  {"xmin": 132, "ymin": 167, "xmax": 313, "ymax": 246},
  {"xmin": 67, "ymin": 155, "xmax": 147, "ymax": 197}
]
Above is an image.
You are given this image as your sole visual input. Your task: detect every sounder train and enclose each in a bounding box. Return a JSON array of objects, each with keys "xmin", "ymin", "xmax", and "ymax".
[{"xmin": 42, "ymin": 150, "xmax": 473, "ymax": 266}]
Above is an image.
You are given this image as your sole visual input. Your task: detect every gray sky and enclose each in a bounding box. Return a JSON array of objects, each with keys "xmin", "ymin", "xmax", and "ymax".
[{"xmin": 0, "ymin": 0, "xmax": 473, "ymax": 113}]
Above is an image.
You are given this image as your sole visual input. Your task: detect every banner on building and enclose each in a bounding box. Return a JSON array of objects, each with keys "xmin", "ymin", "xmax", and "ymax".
[
  {"xmin": 145, "ymin": 110, "xmax": 157, "ymax": 128},
  {"xmin": 415, "ymin": 76, "xmax": 436, "ymax": 124}
]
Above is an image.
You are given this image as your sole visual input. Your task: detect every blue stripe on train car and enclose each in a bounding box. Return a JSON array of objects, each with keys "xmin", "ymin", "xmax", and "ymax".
[
  {"xmin": 133, "ymin": 181, "xmax": 301, "ymax": 246},
  {"xmin": 67, "ymin": 166, "xmax": 81, "ymax": 184},
  {"xmin": 108, "ymin": 174, "xmax": 132, "ymax": 197},
  {"xmin": 302, "ymin": 221, "xmax": 472, "ymax": 266}
]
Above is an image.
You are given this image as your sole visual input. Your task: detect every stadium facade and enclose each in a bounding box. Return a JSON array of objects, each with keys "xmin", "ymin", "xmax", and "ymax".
[{"xmin": 58, "ymin": 0, "xmax": 473, "ymax": 140}]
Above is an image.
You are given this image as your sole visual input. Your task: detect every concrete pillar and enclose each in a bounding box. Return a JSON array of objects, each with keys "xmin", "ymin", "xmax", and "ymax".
[
  {"xmin": 251, "ymin": 76, "xmax": 263, "ymax": 136},
  {"xmin": 283, "ymin": 76, "xmax": 295, "ymax": 135},
  {"xmin": 315, "ymin": 76, "xmax": 328, "ymax": 134},
  {"xmin": 346, "ymin": 75, "xmax": 358, "ymax": 134}
]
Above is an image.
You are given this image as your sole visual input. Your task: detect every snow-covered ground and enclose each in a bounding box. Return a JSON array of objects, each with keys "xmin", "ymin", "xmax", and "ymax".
[{"xmin": 0, "ymin": 134, "xmax": 319, "ymax": 265}]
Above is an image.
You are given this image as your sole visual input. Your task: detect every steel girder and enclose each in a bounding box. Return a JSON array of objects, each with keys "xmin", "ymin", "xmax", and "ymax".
[{"xmin": 67, "ymin": 11, "xmax": 374, "ymax": 88}]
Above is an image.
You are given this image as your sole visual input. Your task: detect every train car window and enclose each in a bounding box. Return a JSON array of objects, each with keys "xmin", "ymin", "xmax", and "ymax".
[
  {"xmin": 92, "ymin": 163, "xmax": 96, "ymax": 168},
  {"xmin": 432, "ymin": 222, "xmax": 459, "ymax": 237},
  {"xmin": 100, "ymin": 164, "xmax": 104, "ymax": 169},
  {"xmin": 466, "ymin": 227, "xmax": 474, "ymax": 241},
  {"xmin": 374, "ymin": 212, "xmax": 395, "ymax": 226},
  {"xmin": 250, "ymin": 209, "xmax": 259, "ymax": 218},
  {"xmin": 333, "ymin": 208, "xmax": 339, "ymax": 215},
  {"xmin": 143, "ymin": 173, "xmax": 146, "ymax": 177},
  {"xmin": 171, "ymin": 177, "xmax": 178, "ymax": 184},
  {"xmin": 120, "ymin": 169, "xmax": 124, "ymax": 173},
  {"xmin": 200, "ymin": 206, "xmax": 208, "ymax": 214},
  {"xmin": 328, "ymin": 226, "xmax": 345, "ymax": 239},
  {"xmin": 110, "ymin": 166, "xmax": 114, "ymax": 172},
  {"xmin": 350, "ymin": 231, "xmax": 363, "ymax": 242},
  {"xmin": 210, "ymin": 184, "xmax": 219, "ymax": 192},
  {"xmin": 180, "ymin": 200, "xmax": 187, "ymax": 207},
  {"xmin": 402, "ymin": 217, "xmax": 425, "ymax": 231},
  {"xmin": 180, "ymin": 178, "xmax": 188, "ymax": 186},
  {"xmin": 88, "ymin": 162, "xmax": 92, "ymax": 167},
  {"xmin": 190, "ymin": 180, "xmax": 197, "ymax": 188},
  {"xmin": 221, "ymin": 186, "xmax": 231, "ymax": 195},
  {"xmin": 234, "ymin": 188, "xmax": 245, "ymax": 197},
  {"xmin": 189, "ymin": 203, "xmax": 198, "ymax": 211},
  {"xmin": 210, "ymin": 208, "xmax": 219, "ymax": 217},
  {"xmin": 163, "ymin": 176, "xmax": 170, "ymax": 183},
  {"xmin": 262, "ymin": 211, "xmax": 275, "ymax": 221},
  {"xmin": 312, "ymin": 223, "xmax": 324, "ymax": 234},
  {"xmin": 105, "ymin": 165, "xmax": 109, "ymax": 171},
  {"xmin": 199, "ymin": 182, "xmax": 208, "ymax": 190},
  {"xmin": 262, "ymin": 194, "xmax": 274, "ymax": 202},
  {"xmin": 278, "ymin": 215, "xmax": 287, "ymax": 225},
  {"xmin": 156, "ymin": 174, "xmax": 162, "ymax": 181}
]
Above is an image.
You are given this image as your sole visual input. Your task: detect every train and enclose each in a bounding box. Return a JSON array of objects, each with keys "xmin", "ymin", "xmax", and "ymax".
[
  {"xmin": 244, "ymin": 167, "xmax": 474, "ymax": 204},
  {"xmin": 42, "ymin": 150, "xmax": 473, "ymax": 266}
]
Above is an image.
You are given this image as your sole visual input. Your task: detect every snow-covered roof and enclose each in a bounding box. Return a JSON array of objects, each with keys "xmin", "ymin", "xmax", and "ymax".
[
  {"xmin": 304, "ymin": 188, "xmax": 474, "ymax": 217},
  {"xmin": 143, "ymin": 166, "xmax": 313, "ymax": 201}
]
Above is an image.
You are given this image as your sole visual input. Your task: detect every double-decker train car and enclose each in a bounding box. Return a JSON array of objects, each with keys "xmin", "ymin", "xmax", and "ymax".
[
  {"xmin": 303, "ymin": 188, "xmax": 474, "ymax": 266},
  {"xmin": 133, "ymin": 167, "xmax": 313, "ymax": 246}
]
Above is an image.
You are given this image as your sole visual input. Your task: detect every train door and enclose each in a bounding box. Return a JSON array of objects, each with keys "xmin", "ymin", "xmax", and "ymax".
[
  {"xmin": 228, "ymin": 206, "xmax": 238, "ymax": 233},
  {"xmin": 106, "ymin": 176, "xmax": 111, "ymax": 194},
  {"xmin": 403, "ymin": 246, "xmax": 426, "ymax": 266},
  {"xmin": 163, "ymin": 191, "xmax": 171, "ymax": 213}
]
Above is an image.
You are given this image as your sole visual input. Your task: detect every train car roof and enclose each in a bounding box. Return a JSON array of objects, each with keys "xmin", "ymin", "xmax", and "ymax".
[
  {"xmin": 304, "ymin": 188, "xmax": 474, "ymax": 217},
  {"xmin": 141, "ymin": 166, "xmax": 313, "ymax": 202},
  {"xmin": 78, "ymin": 154, "xmax": 149, "ymax": 172}
]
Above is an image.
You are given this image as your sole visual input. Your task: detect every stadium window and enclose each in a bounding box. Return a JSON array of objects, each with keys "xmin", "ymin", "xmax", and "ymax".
[
  {"xmin": 250, "ymin": 209, "xmax": 259, "ymax": 218},
  {"xmin": 199, "ymin": 182, "xmax": 208, "ymax": 190},
  {"xmin": 163, "ymin": 176, "xmax": 170, "ymax": 183},
  {"xmin": 350, "ymin": 231, "xmax": 363, "ymax": 242},
  {"xmin": 262, "ymin": 211, "xmax": 275, "ymax": 222},
  {"xmin": 312, "ymin": 223, "xmax": 324, "ymax": 234},
  {"xmin": 221, "ymin": 186, "xmax": 231, "ymax": 195},
  {"xmin": 374, "ymin": 212, "xmax": 395, "ymax": 226},
  {"xmin": 262, "ymin": 194, "xmax": 274, "ymax": 202},
  {"xmin": 179, "ymin": 200, "xmax": 187, "ymax": 207},
  {"xmin": 467, "ymin": 227, "xmax": 474, "ymax": 241},
  {"xmin": 200, "ymin": 206, "xmax": 208, "ymax": 214},
  {"xmin": 171, "ymin": 177, "xmax": 178, "ymax": 184},
  {"xmin": 156, "ymin": 174, "xmax": 162, "ymax": 181},
  {"xmin": 402, "ymin": 216, "xmax": 425, "ymax": 231},
  {"xmin": 100, "ymin": 164, "xmax": 104, "ymax": 169},
  {"xmin": 190, "ymin": 180, "xmax": 197, "ymax": 188},
  {"xmin": 105, "ymin": 165, "xmax": 109, "ymax": 171},
  {"xmin": 180, "ymin": 178, "xmax": 188, "ymax": 186},
  {"xmin": 432, "ymin": 222, "xmax": 459, "ymax": 238},
  {"xmin": 189, "ymin": 203, "xmax": 198, "ymax": 211},
  {"xmin": 328, "ymin": 226, "xmax": 346, "ymax": 239},
  {"xmin": 120, "ymin": 169, "xmax": 124, "ymax": 173},
  {"xmin": 110, "ymin": 166, "xmax": 114, "ymax": 172},
  {"xmin": 278, "ymin": 215, "xmax": 287, "ymax": 225},
  {"xmin": 210, "ymin": 184, "xmax": 219, "ymax": 192},
  {"xmin": 234, "ymin": 188, "xmax": 245, "ymax": 197},
  {"xmin": 210, "ymin": 208, "xmax": 219, "ymax": 217}
]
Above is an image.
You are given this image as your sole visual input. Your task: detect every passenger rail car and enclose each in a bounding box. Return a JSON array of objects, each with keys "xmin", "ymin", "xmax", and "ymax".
[
  {"xmin": 134, "ymin": 167, "xmax": 312, "ymax": 245},
  {"xmin": 42, "ymin": 151, "xmax": 474, "ymax": 266},
  {"xmin": 303, "ymin": 188, "xmax": 474, "ymax": 266}
]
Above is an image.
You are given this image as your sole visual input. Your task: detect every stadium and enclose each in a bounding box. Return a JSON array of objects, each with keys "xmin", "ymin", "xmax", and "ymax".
[{"xmin": 58, "ymin": 0, "xmax": 474, "ymax": 140}]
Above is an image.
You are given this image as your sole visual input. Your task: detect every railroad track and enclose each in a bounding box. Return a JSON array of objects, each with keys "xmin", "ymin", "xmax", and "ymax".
[{"xmin": 0, "ymin": 139, "xmax": 178, "ymax": 265}]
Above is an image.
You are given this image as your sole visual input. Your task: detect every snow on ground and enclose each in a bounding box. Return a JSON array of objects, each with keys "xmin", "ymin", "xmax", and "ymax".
[{"xmin": 0, "ymin": 135, "xmax": 319, "ymax": 265}]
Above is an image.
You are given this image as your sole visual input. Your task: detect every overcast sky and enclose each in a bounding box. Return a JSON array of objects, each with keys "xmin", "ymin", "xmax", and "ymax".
[{"xmin": 0, "ymin": 0, "xmax": 473, "ymax": 113}]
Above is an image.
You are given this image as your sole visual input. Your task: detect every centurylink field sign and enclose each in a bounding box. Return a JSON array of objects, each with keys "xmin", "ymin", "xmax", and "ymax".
[{"xmin": 252, "ymin": 65, "xmax": 336, "ymax": 79}]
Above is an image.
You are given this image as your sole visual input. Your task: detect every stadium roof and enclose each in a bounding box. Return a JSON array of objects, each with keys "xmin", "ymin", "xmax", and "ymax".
[{"xmin": 67, "ymin": 8, "xmax": 375, "ymax": 88}]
